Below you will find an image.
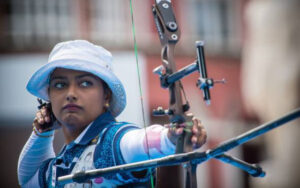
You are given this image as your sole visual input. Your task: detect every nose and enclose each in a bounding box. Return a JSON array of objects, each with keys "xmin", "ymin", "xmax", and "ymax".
[{"xmin": 66, "ymin": 83, "xmax": 77, "ymax": 102}]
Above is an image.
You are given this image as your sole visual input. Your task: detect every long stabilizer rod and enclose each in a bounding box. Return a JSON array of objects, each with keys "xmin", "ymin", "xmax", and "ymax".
[{"xmin": 58, "ymin": 108, "xmax": 300, "ymax": 184}]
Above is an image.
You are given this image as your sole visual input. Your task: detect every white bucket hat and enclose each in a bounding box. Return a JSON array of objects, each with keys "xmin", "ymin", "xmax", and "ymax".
[{"xmin": 26, "ymin": 40, "xmax": 126, "ymax": 117}]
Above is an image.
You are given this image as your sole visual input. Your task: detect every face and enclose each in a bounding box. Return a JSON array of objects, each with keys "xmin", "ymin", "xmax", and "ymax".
[{"xmin": 49, "ymin": 68, "xmax": 108, "ymax": 135}]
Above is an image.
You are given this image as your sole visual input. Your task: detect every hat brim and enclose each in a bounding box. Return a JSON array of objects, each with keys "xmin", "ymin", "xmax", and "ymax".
[{"xmin": 26, "ymin": 59, "xmax": 126, "ymax": 117}]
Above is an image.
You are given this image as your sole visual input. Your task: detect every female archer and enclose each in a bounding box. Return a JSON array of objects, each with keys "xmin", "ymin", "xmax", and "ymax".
[{"xmin": 17, "ymin": 40, "xmax": 207, "ymax": 187}]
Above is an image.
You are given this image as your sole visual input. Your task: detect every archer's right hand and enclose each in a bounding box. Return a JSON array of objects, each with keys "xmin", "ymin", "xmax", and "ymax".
[{"xmin": 33, "ymin": 106, "xmax": 60, "ymax": 133}]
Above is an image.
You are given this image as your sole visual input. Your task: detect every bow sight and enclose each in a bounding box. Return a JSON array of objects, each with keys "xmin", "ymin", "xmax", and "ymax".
[{"xmin": 153, "ymin": 40, "xmax": 226, "ymax": 106}]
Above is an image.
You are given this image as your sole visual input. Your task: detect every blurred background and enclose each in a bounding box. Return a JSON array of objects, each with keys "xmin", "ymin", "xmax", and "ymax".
[{"xmin": 0, "ymin": 0, "xmax": 299, "ymax": 187}]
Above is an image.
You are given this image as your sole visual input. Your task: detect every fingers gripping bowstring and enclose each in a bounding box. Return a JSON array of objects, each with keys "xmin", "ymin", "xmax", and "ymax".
[{"xmin": 129, "ymin": 0, "xmax": 155, "ymax": 187}]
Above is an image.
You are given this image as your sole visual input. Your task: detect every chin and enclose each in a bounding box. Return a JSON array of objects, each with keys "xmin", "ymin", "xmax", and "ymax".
[{"xmin": 62, "ymin": 114, "xmax": 82, "ymax": 126}]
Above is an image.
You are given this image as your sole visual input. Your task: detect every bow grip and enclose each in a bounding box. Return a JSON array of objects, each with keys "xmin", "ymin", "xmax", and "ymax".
[{"xmin": 175, "ymin": 114, "xmax": 194, "ymax": 153}]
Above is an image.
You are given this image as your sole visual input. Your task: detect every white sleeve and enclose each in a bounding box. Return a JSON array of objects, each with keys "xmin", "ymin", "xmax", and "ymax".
[
  {"xmin": 120, "ymin": 124, "xmax": 175, "ymax": 163},
  {"xmin": 17, "ymin": 130, "xmax": 55, "ymax": 186}
]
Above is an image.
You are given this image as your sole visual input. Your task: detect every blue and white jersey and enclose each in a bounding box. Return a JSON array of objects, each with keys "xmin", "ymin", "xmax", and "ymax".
[
  {"xmin": 38, "ymin": 112, "xmax": 152, "ymax": 188},
  {"xmin": 18, "ymin": 112, "xmax": 175, "ymax": 188}
]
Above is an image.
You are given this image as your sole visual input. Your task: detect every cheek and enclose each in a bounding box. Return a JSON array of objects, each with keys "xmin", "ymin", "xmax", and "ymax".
[
  {"xmin": 88, "ymin": 83, "xmax": 106, "ymax": 107},
  {"xmin": 82, "ymin": 92, "xmax": 105, "ymax": 120},
  {"xmin": 48, "ymin": 91, "xmax": 63, "ymax": 117},
  {"xmin": 51, "ymin": 100, "xmax": 60, "ymax": 114},
  {"xmin": 86, "ymin": 91, "xmax": 105, "ymax": 109}
]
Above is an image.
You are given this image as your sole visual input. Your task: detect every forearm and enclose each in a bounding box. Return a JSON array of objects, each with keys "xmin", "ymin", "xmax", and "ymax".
[
  {"xmin": 120, "ymin": 125, "xmax": 175, "ymax": 163},
  {"xmin": 17, "ymin": 130, "xmax": 55, "ymax": 186}
]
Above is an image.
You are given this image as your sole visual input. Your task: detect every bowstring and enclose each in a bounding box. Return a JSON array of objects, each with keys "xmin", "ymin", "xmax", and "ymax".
[{"xmin": 129, "ymin": 0, "xmax": 155, "ymax": 187}]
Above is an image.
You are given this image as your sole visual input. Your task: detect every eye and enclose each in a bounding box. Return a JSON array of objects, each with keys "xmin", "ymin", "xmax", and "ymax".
[
  {"xmin": 80, "ymin": 81, "xmax": 93, "ymax": 87},
  {"xmin": 53, "ymin": 82, "xmax": 66, "ymax": 89}
]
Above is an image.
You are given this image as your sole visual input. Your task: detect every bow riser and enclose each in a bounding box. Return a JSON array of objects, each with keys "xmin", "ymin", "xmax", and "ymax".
[
  {"xmin": 153, "ymin": 0, "xmax": 193, "ymax": 153},
  {"xmin": 153, "ymin": 1, "xmax": 195, "ymax": 188}
]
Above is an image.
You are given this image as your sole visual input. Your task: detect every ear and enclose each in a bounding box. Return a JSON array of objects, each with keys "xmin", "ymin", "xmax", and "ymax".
[
  {"xmin": 103, "ymin": 89, "xmax": 112, "ymax": 112},
  {"xmin": 104, "ymin": 88, "xmax": 112, "ymax": 103}
]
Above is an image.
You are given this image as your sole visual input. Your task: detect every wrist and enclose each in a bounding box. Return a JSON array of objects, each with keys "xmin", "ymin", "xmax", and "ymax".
[
  {"xmin": 163, "ymin": 128, "xmax": 176, "ymax": 154},
  {"xmin": 167, "ymin": 129, "xmax": 178, "ymax": 145},
  {"xmin": 32, "ymin": 126, "xmax": 54, "ymax": 138}
]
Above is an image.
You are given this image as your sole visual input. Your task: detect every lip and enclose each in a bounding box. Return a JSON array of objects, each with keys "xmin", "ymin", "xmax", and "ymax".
[{"xmin": 62, "ymin": 104, "xmax": 82, "ymax": 111}]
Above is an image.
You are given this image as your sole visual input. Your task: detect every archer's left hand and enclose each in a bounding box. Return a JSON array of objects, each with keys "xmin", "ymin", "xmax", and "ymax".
[{"xmin": 166, "ymin": 117, "xmax": 207, "ymax": 149}]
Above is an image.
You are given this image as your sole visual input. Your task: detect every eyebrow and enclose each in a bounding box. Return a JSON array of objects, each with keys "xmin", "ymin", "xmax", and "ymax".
[{"xmin": 76, "ymin": 74, "xmax": 97, "ymax": 79}]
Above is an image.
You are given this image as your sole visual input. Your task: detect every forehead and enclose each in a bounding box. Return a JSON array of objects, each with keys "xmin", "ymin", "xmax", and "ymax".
[{"xmin": 50, "ymin": 68, "xmax": 97, "ymax": 79}]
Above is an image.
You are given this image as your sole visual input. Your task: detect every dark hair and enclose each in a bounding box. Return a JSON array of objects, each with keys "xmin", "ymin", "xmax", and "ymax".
[{"xmin": 102, "ymin": 81, "xmax": 112, "ymax": 103}]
